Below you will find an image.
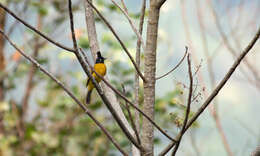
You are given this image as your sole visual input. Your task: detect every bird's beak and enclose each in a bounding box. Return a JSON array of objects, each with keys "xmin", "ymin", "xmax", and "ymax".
[{"xmin": 104, "ymin": 57, "xmax": 107, "ymax": 60}]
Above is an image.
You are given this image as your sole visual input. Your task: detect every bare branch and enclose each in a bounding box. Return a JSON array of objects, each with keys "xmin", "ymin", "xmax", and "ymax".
[
  {"xmin": 159, "ymin": 26, "xmax": 260, "ymax": 155},
  {"xmin": 84, "ymin": 0, "xmax": 99, "ymax": 58},
  {"xmin": 0, "ymin": 29, "xmax": 127, "ymax": 156},
  {"xmin": 111, "ymin": 0, "xmax": 145, "ymax": 50},
  {"xmin": 171, "ymin": 54, "xmax": 193, "ymax": 155},
  {"xmin": 133, "ymin": 0, "xmax": 146, "ymax": 154},
  {"xmin": 84, "ymin": 2, "xmax": 135, "ymax": 141},
  {"xmin": 0, "ymin": 3, "xmax": 75, "ymax": 53},
  {"xmin": 68, "ymin": 0, "xmax": 141, "ymax": 150},
  {"xmin": 85, "ymin": 0, "xmax": 146, "ymax": 82},
  {"xmin": 84, "ymin": 0, "xmax": 141, "ymax": 152},
  {"xmin": 80, "ymin": 48, "xmax": 176, "ymax": 143},
  {"xmin": 68, "ymin": 0, "xmax": 79, "ymax": 52},
  {"xmin": 121, "ymin": 85, "xmax": 141, "ymax": 145},
  {"xmin": 156, "ymin": 47, "xmax": 188, "ymax": 80}
]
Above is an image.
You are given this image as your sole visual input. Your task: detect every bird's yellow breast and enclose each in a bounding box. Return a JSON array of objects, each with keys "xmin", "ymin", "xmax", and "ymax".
[
  {"xmin": 87, "ymin": 63, "xmax": 106, "ymax": 91},
  {"xmin": 94, "ymin": 63, "xmax": 107, "ymax": 77}
]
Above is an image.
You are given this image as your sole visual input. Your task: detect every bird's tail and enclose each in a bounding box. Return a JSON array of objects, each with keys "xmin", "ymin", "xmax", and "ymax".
[{"xmin": 86, "ymin": 89, "xmax": 93, "ymax": 104}]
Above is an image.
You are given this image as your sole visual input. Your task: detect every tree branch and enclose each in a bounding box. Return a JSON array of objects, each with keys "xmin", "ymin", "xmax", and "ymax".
[
  {"xmin": 84, "ymin": 0, "xmax": 99, "ymax": 58},
  {"xmin": 156, "ymin": 47, "xmax": 188, "ymax": 80},
  {"xmin": 159, "ymin": 26, "xmax": 260, "ymax": 155},
  {"xmin": 133, "ymin": 0, "xmax": 146, "ymax": 155},
  {"xmin": 67, "ymin": 0, "xmax": 141, "ymax": 150},
  {"xmin": 84, "ymin": 1, "xmax": 142, "ymax": 153},
  {"xmin": 171, "ymin": 54, "xmax": 193, "ymax": 156},
  {"xmin": 0, "ymin": 2, "xmax": 75, "ymax": 53},
  {"xmin": 84, "ymin": 0, "xmax": 143, "ymax": 153},
  {"xmin": 0, "ymin": 29, "xmax": 127, "ymax": 156},
  {"xmin": 122, "ymin": 85, "xmax": 141, "ymax": 145},
  {"xmin": 111, "ymin": 0, "xmax": 145, "ymax": 50},
  {"xmin": 85, "ymin": 0, "xmax": 146, "ymax": 82}
]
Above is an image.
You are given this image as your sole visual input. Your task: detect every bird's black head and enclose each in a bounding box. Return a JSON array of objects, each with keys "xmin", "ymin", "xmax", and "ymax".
[{"xmin": 95, "ymin": 51, "xmax": 106, "ymax": 63}]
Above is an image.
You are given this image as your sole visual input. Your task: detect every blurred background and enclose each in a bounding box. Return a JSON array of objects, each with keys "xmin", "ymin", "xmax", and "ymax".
[{"xmin": 0, "ymin": 0, "xmax": 259, "ymax": 155}]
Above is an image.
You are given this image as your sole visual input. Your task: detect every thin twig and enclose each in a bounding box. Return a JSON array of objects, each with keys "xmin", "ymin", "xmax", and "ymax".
[
  {"xmin": 0, "ymin": 29, "xmax": 128, "ymax": 156},
  {"xmin": 111, "ymin": 0, "xmax": 145, "ymax": 50},
  {"xmin": 133, "ymin": 0, "xmax": 146, "ymax": 154},
  {"xmin": 80, "ymin": 48, "xmax": 176, "ymax": 143},
  {"xmin": 68, "ymin": 0, "xmax": 141, "ymax": 150},
  {"xmin": 121, "ymin": 85, "xmax": 141, "ymax": 145},
  {"xmin": 156, "ymin": 47, "xmax": 188, "ymax": 80},
  {"xmin": 159, "ymin": 26, "xmax": 260, "ymax": 155},
  {"xmin": 171, "ymin": 54, "xmax": 193, "ymax": 156},
  {"xmin": 85, "ymin": 0, "xmax": 146, "ymax": 82},
  {"xmin": 0, "ymin": 2, "xmax": 75, "ymax": 53}
]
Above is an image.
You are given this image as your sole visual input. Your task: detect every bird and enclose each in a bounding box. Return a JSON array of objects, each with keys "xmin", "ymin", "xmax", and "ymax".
[{"xmin": 86, "ymin": 51, "xmax": 107, "ymax": 104}]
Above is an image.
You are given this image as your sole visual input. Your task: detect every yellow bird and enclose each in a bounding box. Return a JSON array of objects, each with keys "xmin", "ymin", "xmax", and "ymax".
[{"xmin": 86, "ymin": 51, "xmax": 107, "ymax": 104}]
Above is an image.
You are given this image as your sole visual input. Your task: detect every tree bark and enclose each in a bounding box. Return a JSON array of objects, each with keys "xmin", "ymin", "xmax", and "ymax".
[
  {"xmin": 141, "ymin": 1, "xmax": 160, "ymax": 155},
  {"xmin": 84, "ymin": 1, "xmax": 138, "ymax": 154}
]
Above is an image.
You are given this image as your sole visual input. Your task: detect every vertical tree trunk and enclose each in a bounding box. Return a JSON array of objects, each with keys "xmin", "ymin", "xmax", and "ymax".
[{"xmin": 141, "ymin": 1, "xmax": 160, "ymax": 155}]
